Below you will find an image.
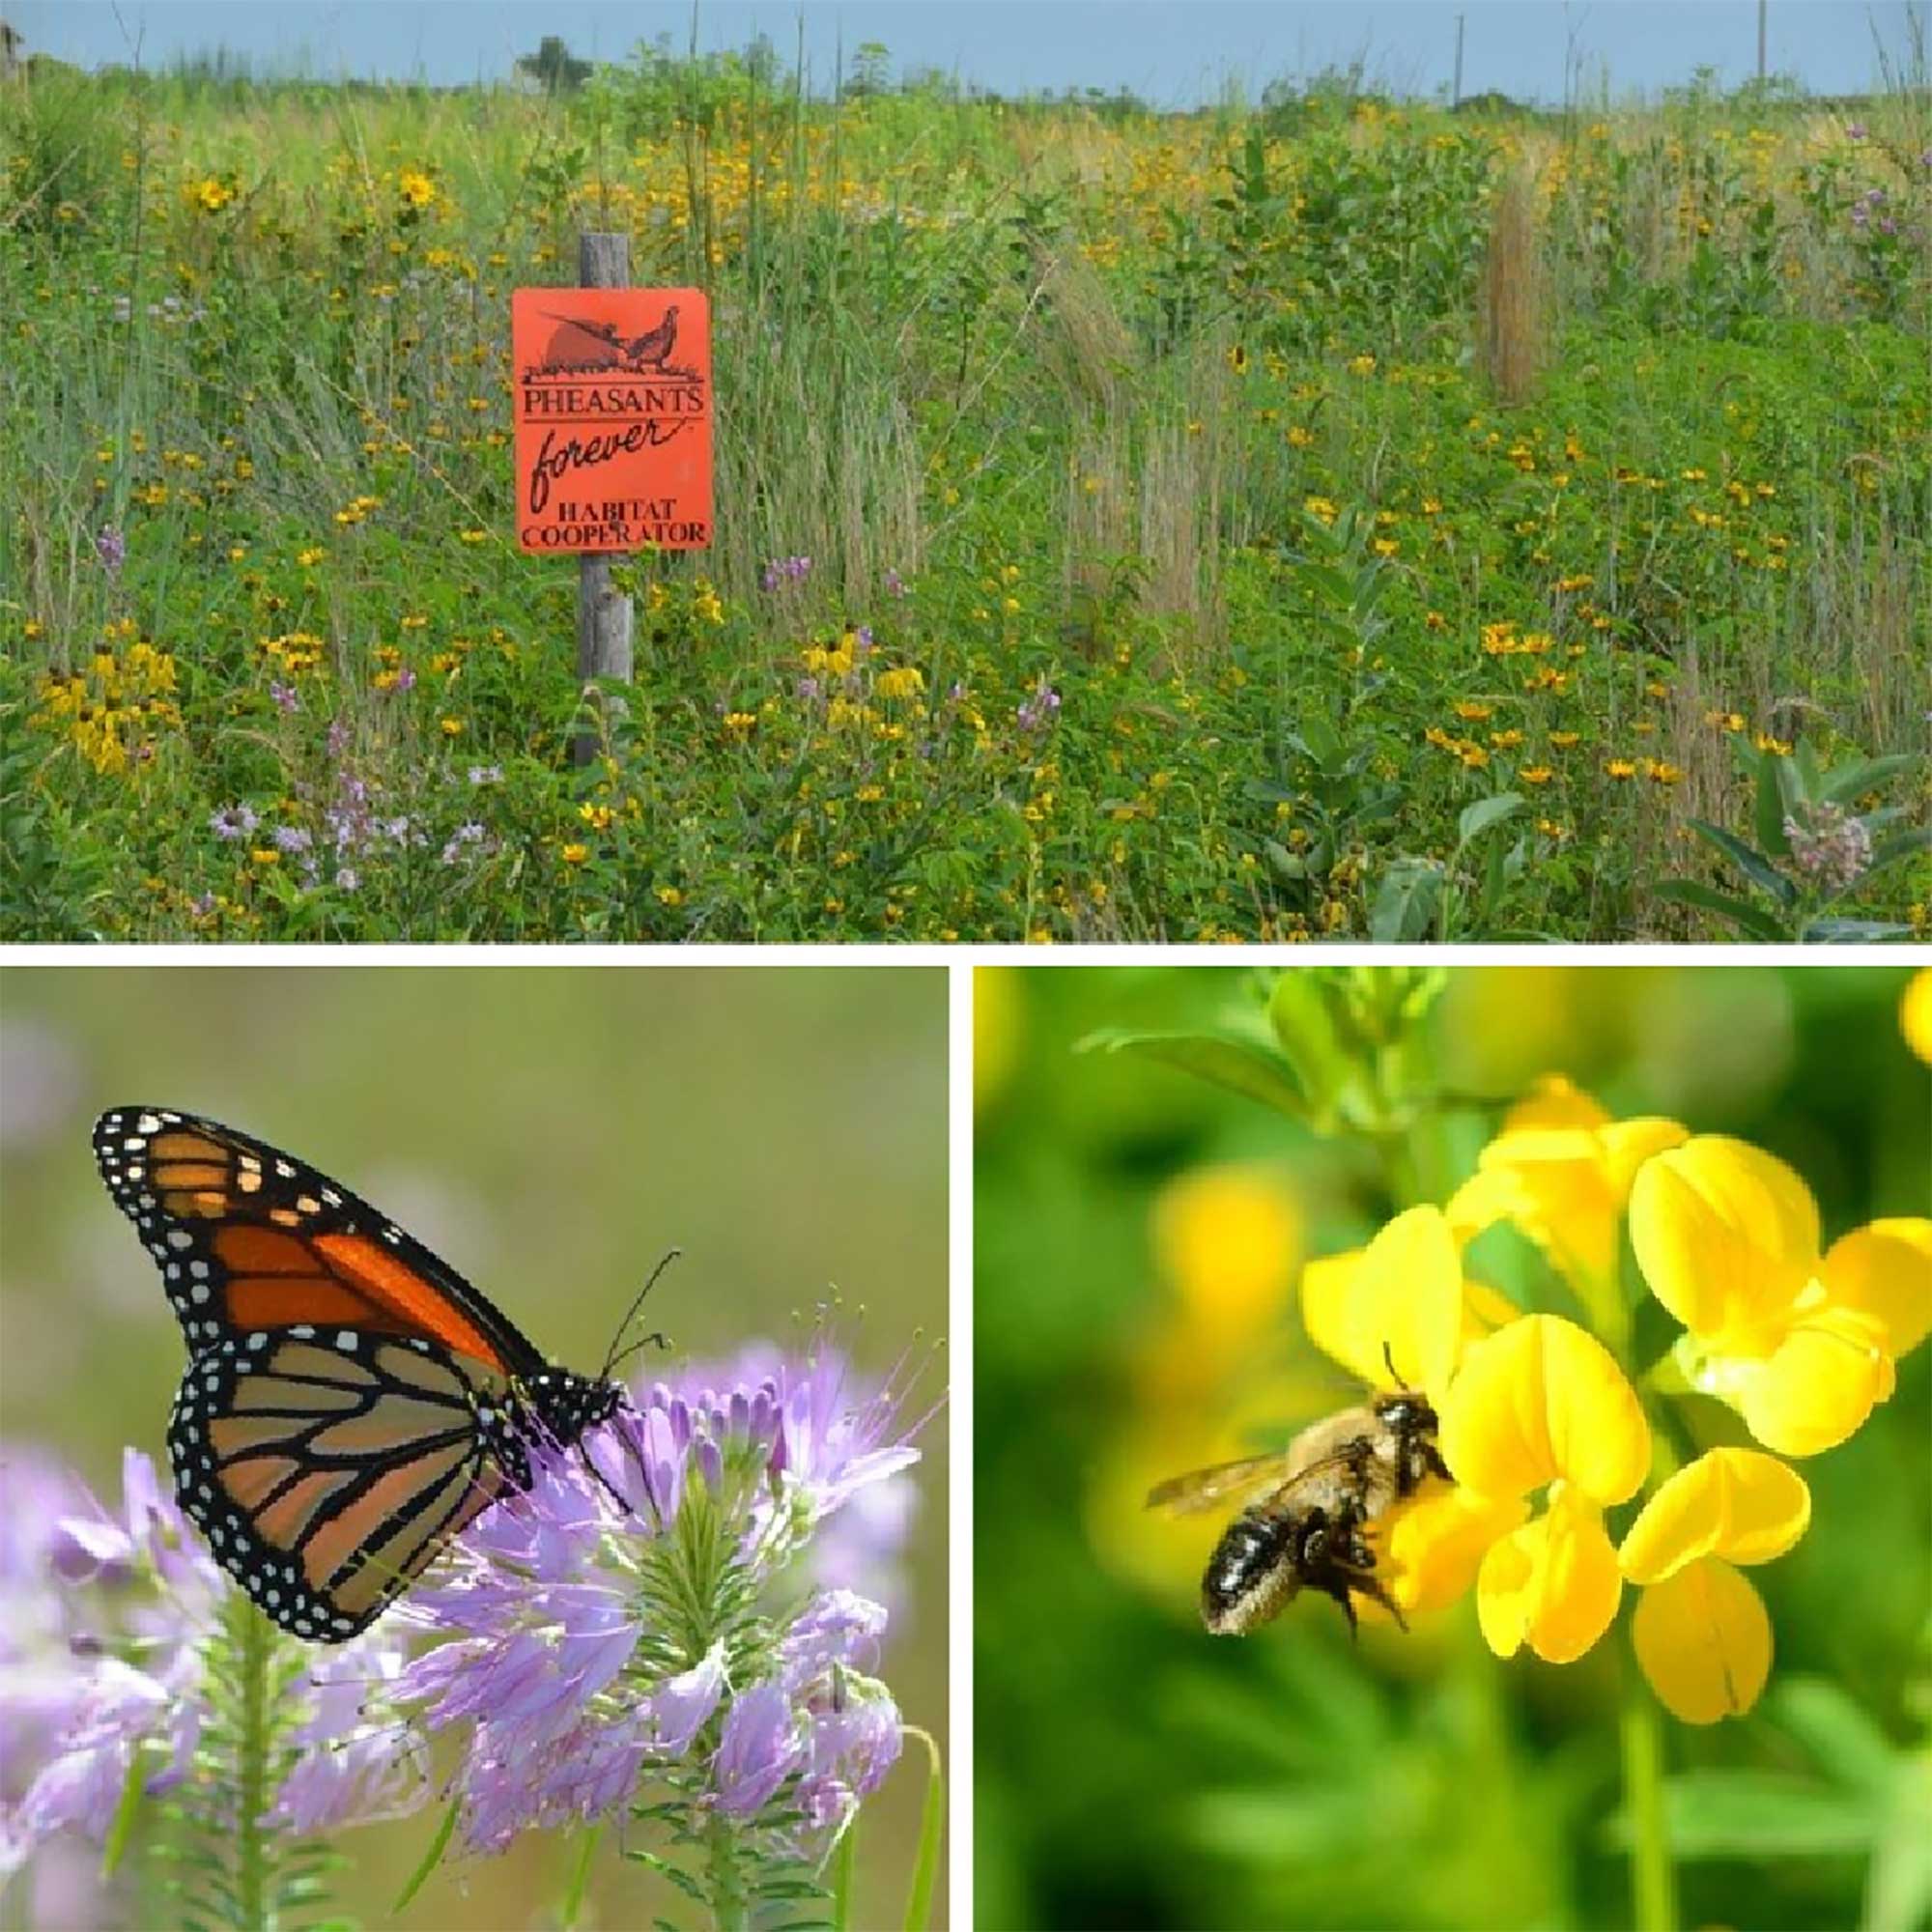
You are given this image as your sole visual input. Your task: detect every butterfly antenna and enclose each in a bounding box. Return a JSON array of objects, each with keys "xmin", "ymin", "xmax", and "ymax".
[{"xmin": 600, "ymin": 1248, "xmax": 682, "ymax": 1380}]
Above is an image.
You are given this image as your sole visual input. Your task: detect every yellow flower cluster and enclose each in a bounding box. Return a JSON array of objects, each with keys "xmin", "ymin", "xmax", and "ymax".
[
  {"xmin": 1301, "ymin": 1077, "xmax": 1929, "ymax": 1723},
  {"xmin": 32, "ymin": 634, "xmax": 182, "ymax": 776}
]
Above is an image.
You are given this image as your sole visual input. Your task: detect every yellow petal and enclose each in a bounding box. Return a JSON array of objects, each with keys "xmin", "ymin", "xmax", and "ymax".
[
  {"xmin": 1820, "ymin": 1219, "xmax": 1932, "ymax": 1359},
  {"xmin": 1383, "ymin": 1484, "xmax": 1529, "ymax": 1615},
  {"xmin": 1476, "ymin": 1485, "xmax": 1622, "ymax": 1663},
  {"xmin": 1300, "ymin": 1246, "xmax": 1372, "ymax": 1382},
  {"xmin": 1440, "ymin": 1313, "xmax": 1649, "ymax": 1504},
  {"xmin": 1629, "ymin": 1137, "xmax": 1821, "ymax": 1340},
  {"xmin": 1596, "ymin": 1118, "xmax": 1692, "ymax": 1198},
  {"xmin": 1902, "ymin": 968, "xmax": 1932, "ymax": 1065},
  {"xmin": 1501, "ymin": 1073, "xmax": 1610, "ymax": 1131},
  {"xmin": 1152, "ymin": 1165, "xmax": 1299, "ymax": 1343},
  {"xmin": 1633, "ymin": 1557, "xmax": 1772, "ymax": 1723},
  {"xmin": 1737, "ymin": 1304, "xmax": 1894, "ymax": 1457},
  {"xmin": 1618, "ymin": 1448, "xmax": 1810, "ymax": 1584},
  {"xmin": 1300, "ymin": 1208, "xmax": 1463, "ymax": 1399},
  {"xmin": 1444, "ymin": 1165, "xmax": 1516, "ymax": 1247}
]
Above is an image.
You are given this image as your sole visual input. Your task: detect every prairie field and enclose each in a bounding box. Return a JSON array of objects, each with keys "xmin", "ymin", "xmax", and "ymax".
[{"xmin": 3, "ymin": 48, "xmax": 1928, "ymax": 941}]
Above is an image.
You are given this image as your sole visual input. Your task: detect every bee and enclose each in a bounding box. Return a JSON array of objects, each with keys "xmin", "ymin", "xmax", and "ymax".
[{"xmin": 1147, "ymin": 1380, "xmax": 1448, "ymax": 1637}]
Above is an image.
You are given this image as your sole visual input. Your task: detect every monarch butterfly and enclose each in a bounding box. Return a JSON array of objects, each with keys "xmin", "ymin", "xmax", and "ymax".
[{"xmin": 93, "ymin": 1107, "xmax": 645, "ymax": 1643}]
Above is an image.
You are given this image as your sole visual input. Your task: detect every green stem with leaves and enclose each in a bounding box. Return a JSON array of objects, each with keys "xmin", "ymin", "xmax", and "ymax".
[{"xmin": 234, "ymin": 1596, "xmax": 271, "ymax": 1931}]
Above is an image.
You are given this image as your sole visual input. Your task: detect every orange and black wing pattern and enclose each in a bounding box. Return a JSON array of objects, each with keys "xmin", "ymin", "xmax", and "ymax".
[{"xmin": 94, "ymin": 1107, "xmax": 623, "ymax": 1641}]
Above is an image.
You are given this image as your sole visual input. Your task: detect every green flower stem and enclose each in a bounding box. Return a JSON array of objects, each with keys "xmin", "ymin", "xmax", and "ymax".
[
  {"xmin": 1619, "ymin": 1638, "xmax": 1678, "ymax": 1932},
  {"xmin": 705, "ymin": 1810, "xmax": 751, "ymax": 1932},
  {"xmin": 233, "ymin": 1596, "xmax": 272, "ymax": 1932}
]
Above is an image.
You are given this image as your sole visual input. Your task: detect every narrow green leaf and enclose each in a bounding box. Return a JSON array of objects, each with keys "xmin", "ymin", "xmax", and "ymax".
[
  {"xmin": 831, "ymin": 1811, "xmax": 858, "ymax": 1932},
  {"xmin": 1801, "ymin": 918, "xmax": 1916, "ymax": 943},
  {"xmin": 1819, "ymin": 753, "xmax": 1920, "ymax": 807},
  {"xmin": 1074, "ymin": 1029, "xmax": 1310, "ymax": 1122},
  {"xmin": 900, "ymin": 1729, "xmax": 945, "ymax": 1932},
  {"xmin": 1686, "ymin": 819, "xmax": 1797, "ymax": 906},
  {"xmin": 392, "ymin": 1796, "xmax": 461, "ymax": 1915},
  {"xmin": 1870, "ymin": 826, "xmax": 1932, "ymax": 871},
  {"xmin": 1653, "ymin": 878, "xmax": 1790, "ymax": 942},
  {"xmin": 1652, "ymin": 1770, "xmax": 1874, "ymax": 1858},
  {"xmin": 1754, "ymin": 747, "xmax": 1791, "ymax": 857},
  {"xmin": 101, "ymin": 1745, "xmax": 151, "ymax": 1877},
  {"xmin": 559, "ymin": 1824, "xmax": 601, "ymax": 1928}
]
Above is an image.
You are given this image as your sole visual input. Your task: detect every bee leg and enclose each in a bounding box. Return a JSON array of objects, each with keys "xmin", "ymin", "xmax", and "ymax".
[
  {"xmin": 1350, "ymin": 1568, "xmax": 1409, "ymax": 1634},
  {"xmin": 1323, "ymin": 1575, "xmax": 1361, "ymax": 1641}
]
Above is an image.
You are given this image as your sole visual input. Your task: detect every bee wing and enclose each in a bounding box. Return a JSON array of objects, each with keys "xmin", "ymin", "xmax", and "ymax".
[{"xmin": 1145, "ymin": 1449, "xmax": 1300, "ymax": 1515}]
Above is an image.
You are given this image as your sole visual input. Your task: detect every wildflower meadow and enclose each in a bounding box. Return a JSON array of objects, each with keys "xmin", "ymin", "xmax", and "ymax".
[
  {"xmin": 974, "ymin": 962, "xmax": 1930, "ymax": 1930},
  {"xmin": 4, "ymin": 43, "xmax": 1927, "ymax": 940}
]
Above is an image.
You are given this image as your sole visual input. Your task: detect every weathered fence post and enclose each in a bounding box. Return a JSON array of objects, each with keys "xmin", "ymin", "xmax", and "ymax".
[{"xmin": 574, "ymin": 230, "xmax": 634, "ymax": 767}]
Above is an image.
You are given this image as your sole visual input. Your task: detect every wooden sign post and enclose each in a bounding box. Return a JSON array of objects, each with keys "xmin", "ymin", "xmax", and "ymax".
[{"xmin": 512, "ymin": 240, "xmax": 713, "ymax": 764}]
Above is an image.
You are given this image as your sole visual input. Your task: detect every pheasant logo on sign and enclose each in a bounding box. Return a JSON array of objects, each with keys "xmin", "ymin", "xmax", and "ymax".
[{"xmin": 511, "ymin": 286, "xmax": 712, "ymax": 554}]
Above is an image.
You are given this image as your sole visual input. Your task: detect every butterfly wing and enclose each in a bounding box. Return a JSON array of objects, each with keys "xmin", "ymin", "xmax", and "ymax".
[
  {"xmin": 93, "ymin": 1107, "xmax": 547, "ymax": 1378},
  {"xmin": 174, "ymin": 1331, "xmax": 512, "ymax": 1639},
  {"xmin": 93, "ymin": 1107, "xmax": 574, "ymax": 1641}
]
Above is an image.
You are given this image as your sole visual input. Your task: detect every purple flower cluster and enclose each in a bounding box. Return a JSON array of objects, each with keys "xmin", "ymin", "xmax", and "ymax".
[
  {"xmin": 95, "ymin": 526, "xmax": 127, "ymax": 578},
  {"xmin": 762, "ymin": 554, "xmax": 813, "ymax": 592},
  {"xmin": 209, "ymin": 802, "xmax": 259, "ymax": 841},
  {"xmin": 1849, "ymin": 185, "xmax": 1898, "ymax": 236},
  {"xmin": 389, "ymin": 1328, "xmax": 932, "ymax": 1859},
  {"xmin": 0, "ymin": 1446, "xmax": 422, "ymax": 1885},
  {"xmin": 1783, "ymin": 800, "xmax": 1873, "ymax": 894},
  {"xmin": 1016, "ymin": 676, "xmax": 1063, "ymax": 734}
]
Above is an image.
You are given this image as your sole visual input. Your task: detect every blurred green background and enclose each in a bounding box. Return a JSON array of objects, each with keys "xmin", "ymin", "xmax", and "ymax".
[
  {"xmin": 974, "ymin": 964, "xmax": 1930, "ymax": 1932},
  {"xmin": 0, "ymin": 964, "xmax": 948, "ymax": 1932}
]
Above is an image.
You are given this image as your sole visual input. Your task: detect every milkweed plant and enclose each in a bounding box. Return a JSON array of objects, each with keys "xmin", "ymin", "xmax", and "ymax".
[
  {"xmin": 1088, "ymin": 965, "xmax": 1931, "ymax": 1932},
  {"xmin": 0, "ymin": 1322, "xmax": 944, "ymax": 1931}
]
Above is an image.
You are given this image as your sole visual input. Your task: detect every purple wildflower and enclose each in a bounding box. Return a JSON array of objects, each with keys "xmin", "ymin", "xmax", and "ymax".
[
  {"xmin": 712, "ymin": 1681, "xmax": 803, "ymax": 1815},
  {"xmin": 468, "ymin": 763, "xmax": 503, "ymax": 787},
  {"xmin": 2, "ymin": 1447, "xmax": 424, "ymax": 1888},
  {"xmin": 391, "ymin": 1321, "xmax": 934, "ymax": 1867},
  {"xmin": 95, "ymin": 526, "xmax": 126, "ymax": 577},
  {"xmin": 334, "ymin": 867, "xmax": 359, "ymax": 892},
  {"xmin": 209, "ymin": 803, "xmax": 259, "ymax": 841},
  {"xmin": 1016, "ymin": 676, "xmax": 1063, "ymax": 734},
  {"xmin": 884, "ymin": 567, "xmax": 907, "ymax": 598},
  {"xmin": 440, "ymin": 822, "xmax": 487, "ymax": 866},
  {"xmin": 272, "ymin": 825, "xmax": 312, "ymax": 855},
  {"xmin": 1847, "ymin": 121, "xmax": 1866, "ymax": 141},
  {"xmin": 270, "ymin": 681, "xmax": 299, "ymax": 715},
  {"xmin": 761, "ymin": 555, "xmax": 813, "ymax": 591},
  {"xmin": 389, "ymin": 667, "xmax": 417, "ymax": 696}
]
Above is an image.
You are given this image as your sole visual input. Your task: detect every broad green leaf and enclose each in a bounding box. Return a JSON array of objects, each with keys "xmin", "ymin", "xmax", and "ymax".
[
  {"xmin": 1265, "ymin": 974, "xmax": 1353, "ymax": 1127},
  {"xmin": 1370, "ymin": 859, "xmax": 1442, "ymax": 943},
  {"xmin": 1456, "ymin": 791, "xmax": 1525, "ymax": 850},
  {"xmin": 1687, "ymin": 819, "xmax": 1797, "ymax": 906},
  {"xmin": 1075, "ymin": 1029, "xmax": 1311, "ymax": 1122},
  {"xmin": 1653, "ymin": 877, "xmax": 1790, "ymax": 942}
]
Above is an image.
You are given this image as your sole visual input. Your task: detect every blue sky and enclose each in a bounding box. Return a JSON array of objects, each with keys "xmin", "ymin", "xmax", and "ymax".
[{"xmin": 10, "ymin": 2, "xmax": 1922, "ymax": 105}]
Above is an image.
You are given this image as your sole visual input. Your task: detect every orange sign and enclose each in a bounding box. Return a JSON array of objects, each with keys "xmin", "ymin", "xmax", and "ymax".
[{"xmin": 511, "ymin": 287, "xmax": 712, "ymax": 554}]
